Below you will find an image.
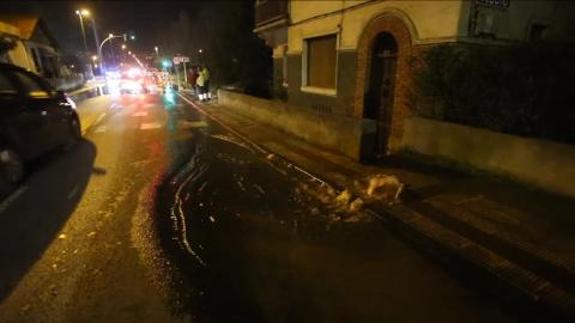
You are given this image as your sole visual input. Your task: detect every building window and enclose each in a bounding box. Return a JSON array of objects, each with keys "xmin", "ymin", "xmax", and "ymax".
[{"xmin": 305, "ymin": 34, "xmax": 337, "ymax": 90}]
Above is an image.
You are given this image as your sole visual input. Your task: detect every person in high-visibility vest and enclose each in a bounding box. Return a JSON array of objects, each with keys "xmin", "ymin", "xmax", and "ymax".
[
  {"xmin": 202, "ymin": 66, "xmax": 211, "ymax": 100},
  {"xmin": 197, "ymin": 66, "xmax": 211, "ymax": 101},
  {"xmin": 196, "ymin": 68, "xmax": 205, "ymax": 101}
]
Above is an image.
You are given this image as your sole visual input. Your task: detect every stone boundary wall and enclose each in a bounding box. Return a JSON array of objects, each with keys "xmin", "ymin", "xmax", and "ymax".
[
  {"xmin": 218, "ymin": 89, "xmax": 373, "ymax": 159},
  {"xmin": 401, "ymin": 116, "xmax": 575, "ymax": 198}
]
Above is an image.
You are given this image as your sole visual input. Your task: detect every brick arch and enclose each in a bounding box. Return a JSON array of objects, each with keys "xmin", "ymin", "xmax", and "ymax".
[{"xmin": 354, "ymin": 12, "xmax": 415, "ymax": 153}]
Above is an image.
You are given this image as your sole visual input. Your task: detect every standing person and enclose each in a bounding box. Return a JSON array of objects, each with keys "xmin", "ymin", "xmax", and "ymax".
[
  {"xmin": 202, "ymin": 66, "xmax": 211, "ymax": 100},
  {"xmin": 196, "ymin": 67, "xmax": 205, "ymax": 101},
  {"xmin": 189, "ymin": 66, "xmax": 199, "ymax": 95}
]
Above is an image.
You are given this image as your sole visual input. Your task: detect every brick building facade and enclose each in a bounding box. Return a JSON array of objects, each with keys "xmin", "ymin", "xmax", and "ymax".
[{"xmin": 255, "ymin": 0, "xmax": 575, "ymax": 160}]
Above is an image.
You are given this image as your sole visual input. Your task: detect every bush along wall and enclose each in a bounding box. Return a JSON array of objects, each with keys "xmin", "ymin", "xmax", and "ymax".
[{"xmin": 409, "ymin": 42, "xmax": 575, "ymax": 144}]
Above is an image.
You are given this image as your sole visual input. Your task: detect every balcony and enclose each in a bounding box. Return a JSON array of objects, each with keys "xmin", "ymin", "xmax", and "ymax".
[{"xmin": 255, "ymin": 0, "xmax": 288, "ymax": 30}]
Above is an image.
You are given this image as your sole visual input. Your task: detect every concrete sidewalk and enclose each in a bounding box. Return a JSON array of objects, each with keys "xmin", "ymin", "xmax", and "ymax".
[{"xmin": 179, "ymin": 92, "xmax": 575, "ymax": 320}]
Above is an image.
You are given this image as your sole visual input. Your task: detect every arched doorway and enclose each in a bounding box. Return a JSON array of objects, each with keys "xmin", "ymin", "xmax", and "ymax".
[
  {"xmin": 363, "ymin": 33, "xmax": 398, "ymax": 157},
  {"xmin": 354, "ymin": 12, "xmax": 415, "ymax": 161}
]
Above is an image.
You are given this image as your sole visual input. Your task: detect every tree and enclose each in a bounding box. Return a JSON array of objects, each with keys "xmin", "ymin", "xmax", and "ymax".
[{"xmin": 163, "ymin": 0, "xmax": 272, "ymax": 97}]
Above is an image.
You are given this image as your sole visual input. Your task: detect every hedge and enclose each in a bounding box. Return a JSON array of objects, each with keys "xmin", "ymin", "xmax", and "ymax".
[{"xmin": 409, "ymin": 43, "xmax": 575, "ymax": 144}]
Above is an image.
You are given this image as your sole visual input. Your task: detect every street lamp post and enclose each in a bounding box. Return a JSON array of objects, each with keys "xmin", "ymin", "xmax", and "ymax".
[
  {"xmin": 98, "ymin": 32, "xmax": 136, "ymax": 73},
  {"xmin": 76, "ymin": 9, "xmax": 102, "ymax": 76},
  {"xmin": 75, "ymin": 10, "xmax": 89, "ymax": 53},
  {"xmin": 85, "ymin": 12, "xmax": 101, "ymax": 65},
  {"xmin": 98, "ymin": 33, "xmax": 126, "ymax": 73}
]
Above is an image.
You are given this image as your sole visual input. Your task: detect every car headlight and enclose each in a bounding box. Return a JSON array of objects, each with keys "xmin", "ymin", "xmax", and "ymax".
[
  {"xmin": 67, "ymin": 97, "xmax": 77, "ymax": 110},
  {"xmin": 59, "ymin": 96, "xmax": 77, "ymax": 110}
]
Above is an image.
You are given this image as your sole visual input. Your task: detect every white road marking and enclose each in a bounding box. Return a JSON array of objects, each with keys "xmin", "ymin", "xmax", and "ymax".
[
  {"xmin": 94, "ymin": 125, "xmax": 107, "ymax": 133},
  {"xmin": 179, "ymin": 120, "xmax": 208, "ymax": 128},
  {"xmin": 140, "ymin": 122, "xmax": 162, "ymax": 130},
  {"xmin": 95, "ymin": 112, "xmax": 107, "ymax": 124},
  {"xmin": 0, "ymin": 186, "xmax": 28, "ymax": 214}
]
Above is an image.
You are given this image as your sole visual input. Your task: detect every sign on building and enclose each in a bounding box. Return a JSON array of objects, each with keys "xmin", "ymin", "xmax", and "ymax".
[{"xmin": 476, "ymin": 0, "xmax": 510, "ymax": 8}]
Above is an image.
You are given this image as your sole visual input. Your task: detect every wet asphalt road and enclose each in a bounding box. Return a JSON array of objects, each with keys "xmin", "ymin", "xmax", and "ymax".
[
  {"xmin": 0, "ymin": 92, "xmax": 187, "ymax": 322},
  {"xmin": 0, "ymin": 91, "xmax": 519, "ymax": 322}
]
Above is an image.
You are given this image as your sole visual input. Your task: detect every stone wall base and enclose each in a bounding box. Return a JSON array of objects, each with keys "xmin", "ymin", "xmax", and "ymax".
[
  {"xmin": 218, "ymin": 89, "xmax": 374, "ymax": 160},
  {"xmin": 401, "ymin": 116, "xmax": 575, "ymax": 198}
]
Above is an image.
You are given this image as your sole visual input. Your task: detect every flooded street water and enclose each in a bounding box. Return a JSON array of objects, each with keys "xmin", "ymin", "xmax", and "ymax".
[{"xmin": 156, "ymin": 103, "xmax": 516, "ymax": 323}]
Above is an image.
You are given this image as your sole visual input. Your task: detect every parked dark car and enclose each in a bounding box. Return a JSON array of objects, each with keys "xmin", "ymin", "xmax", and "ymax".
[{"xmin": 0, "ymin": 63, "xmax": 80, "ymax": 194}]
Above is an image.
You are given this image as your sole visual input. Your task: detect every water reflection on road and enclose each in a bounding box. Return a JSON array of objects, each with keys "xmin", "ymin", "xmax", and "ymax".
[{"xmin": 157, "ymin": 106, "xmax": 513, "ymax": 323}]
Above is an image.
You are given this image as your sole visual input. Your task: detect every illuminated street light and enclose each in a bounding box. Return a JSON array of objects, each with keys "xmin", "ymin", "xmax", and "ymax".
[
  {"xmin": 98, "ymin": 33, "xmax": 128, "ymax": 73},
  {"xmin": 154, "ymin": 46, "xmax": 159, "ymax": 55},
  {"xmin": 76, "ymin": 8, "xmax": 100, "ymax": 74},
  {"xmin": 75, "ymin": 10, "xmax": 89, "ymax": 52},
  {"xmin": 130, "ymin": 35, "xmax": 136, "ymax": 40},
  {"xmin": 91, "ymin": 55, "xmax": 98, "ymax": 61},
  {"xmin": 198, "ymin": 49, "xmax": 203, "ymax": 53},
  {"xmin": 128, "ymin": 51, "xmax": 132, "ymax": 55},
  {"xmin": 122, "ymin": 44, "xmax": 127, "ymax": 50}
]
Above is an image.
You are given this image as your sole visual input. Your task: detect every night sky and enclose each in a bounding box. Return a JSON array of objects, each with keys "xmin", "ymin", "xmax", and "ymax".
[{"xmin": 0, "ymin": 1, "xmax": 204, "ymax": 55}]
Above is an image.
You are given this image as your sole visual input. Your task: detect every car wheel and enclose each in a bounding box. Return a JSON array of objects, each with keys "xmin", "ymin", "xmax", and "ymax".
[{"xmin": 0, "ymin": 149, "xmax": 24, "ymax": 195}]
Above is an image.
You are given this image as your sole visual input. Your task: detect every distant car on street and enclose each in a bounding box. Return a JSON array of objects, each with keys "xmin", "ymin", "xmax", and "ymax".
[
  {"xmin": 0, "ymin": 63, "xmax": 81, "ymax": 194},
  {"xmin": 118, "ymin": 67, "xmax": 155, "ymax": 94}
]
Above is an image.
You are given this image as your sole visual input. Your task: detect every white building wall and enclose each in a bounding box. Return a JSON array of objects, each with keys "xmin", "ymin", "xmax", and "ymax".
[
  {"xmin": 288, "ymin": 0, "xmax": 466, "ymax": 53},
  {"xmin": 286, "ymin": 0, "xmax": 574, "ymax": 54}
]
